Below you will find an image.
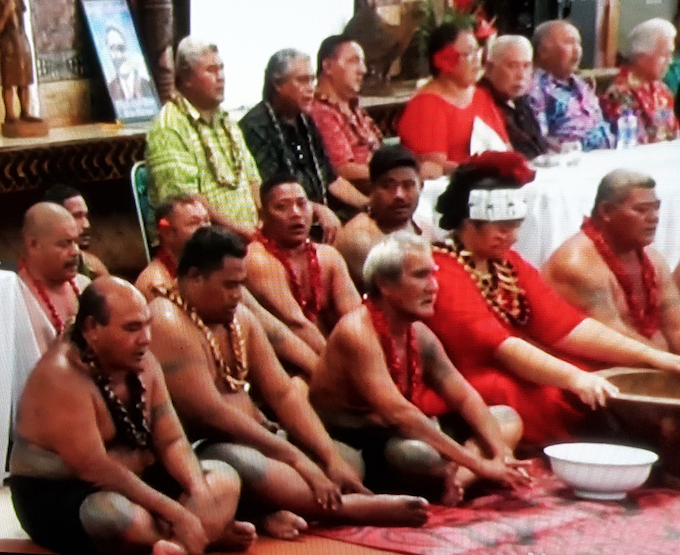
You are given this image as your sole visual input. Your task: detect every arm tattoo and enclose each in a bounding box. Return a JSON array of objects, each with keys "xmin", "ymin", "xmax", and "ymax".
[
  {"xmin": 151, "ymin": 401, "xmax": 173, "ymax": 422},
  {"xmin": 161, "ymin": 359, "xmax": 185, "ymax": 375}
]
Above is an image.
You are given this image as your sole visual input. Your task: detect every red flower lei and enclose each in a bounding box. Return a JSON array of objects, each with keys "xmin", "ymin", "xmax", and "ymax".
[
  {"xmin": 581, "ymin": 217, "xmax": 660, "ymax": 338},
  {"xmin": 20, "ymin": 261, "xmax": 80, "ymax": 335},
  {"xmin": 255, "ymin": 231, "xmax": 323, "ymax": 322},
  {"xmin": 364, "ymin": 298, "xmax": 425, "ymax": 405},
  {"xmin": 155, "ymin": 247, "xmax": 177, "ymax": 279}
]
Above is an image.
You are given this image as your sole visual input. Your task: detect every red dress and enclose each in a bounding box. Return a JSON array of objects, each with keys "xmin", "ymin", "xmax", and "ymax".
[
  {"xmin": 397, "ymin": 87, "xmax": 509, "ymax": 163},
  {"xmin": 426, "ymin": 249, "xmax": 587, "ymax": 445}
]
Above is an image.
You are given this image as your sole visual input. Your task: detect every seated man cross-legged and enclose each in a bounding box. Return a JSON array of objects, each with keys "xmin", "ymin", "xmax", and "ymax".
[
  {"xmin": 311, "ymin": 232, "xmax": 531, "ymax": 505},
  {"xmin": 246, "ymin": 175, "xmax": 362, "ymax": 353},
  {"xmin": 544, "ymin": 169, "xmax": 680, "ymax": 353},
  {"xmin": 427, "ymin": 151, "xmax": 680, "ymax": 446},
  {"xmin": 148, "ymin": 227, "xmax": 429, "ymax": 540},
  {"xmin": 10, "ymin": 277, "xmax": 254, "ymax": 555},
  {"xmin": 136, "ymin": 194, "xmax": 319, "ymax": 378}
]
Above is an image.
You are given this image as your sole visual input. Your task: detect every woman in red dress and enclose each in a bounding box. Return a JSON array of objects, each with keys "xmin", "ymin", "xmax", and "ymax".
[
  {"xmin": 397, "ymin": 23, "xmax": 509, "ymax": 179},
  {"xmin": 426, "ymin": 151, "xmax": 680, "ymax": 445}
]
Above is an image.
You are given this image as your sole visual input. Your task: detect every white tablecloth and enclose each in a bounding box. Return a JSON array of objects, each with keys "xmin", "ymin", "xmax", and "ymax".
[
  {"xmin": 415, "ymin": 142, "xmax": 680, "ymax": 269},
  {"xmin": 0, "ymin": 270, "xmax": 41, "ymax": 476}
]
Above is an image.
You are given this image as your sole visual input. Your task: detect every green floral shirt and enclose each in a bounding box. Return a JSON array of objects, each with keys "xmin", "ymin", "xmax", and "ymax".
[{"xmin": 146, "ymin": 96, "xmax": 260, "ymax": 226}]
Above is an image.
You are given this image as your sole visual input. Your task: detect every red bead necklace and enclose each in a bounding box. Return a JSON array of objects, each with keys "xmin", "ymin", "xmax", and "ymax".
[
  {"xmin": 581, "ymin": 217, "xmax": 660, "ymax": 338},
  {"xmin": 20, "ymin": 262, "xmax": 80, "ymax": 335},
  {"xmin": 255, "ymin": 230, "xmax": 323, "ymax": 322},
  {"xmin": 364, "ymin": 297, "xmax": 424, "ymax": 404}
]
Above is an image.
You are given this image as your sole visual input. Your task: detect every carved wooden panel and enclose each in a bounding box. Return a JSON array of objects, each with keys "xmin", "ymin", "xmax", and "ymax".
[{"xmin": 0, "ymin": 133, "xmax": 145, "ymax": 192}]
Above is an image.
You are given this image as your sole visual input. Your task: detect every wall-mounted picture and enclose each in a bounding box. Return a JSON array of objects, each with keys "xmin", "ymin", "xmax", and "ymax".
[{"xmin": 81, "ymin": 0, "xmax": 160, "ymax": 122}]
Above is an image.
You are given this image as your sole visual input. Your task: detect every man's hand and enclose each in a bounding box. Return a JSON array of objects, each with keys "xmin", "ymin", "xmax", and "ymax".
[
  {"xmin": 293, "ymin": 456, "xmax": 342, "ymax": 511},
  {"xmin": 313, "ymin": 204, "xmax": 341, "ymax": 244},
  {"xmin": 569, "ymin": 372, "xmax": 619, "ymax": 410},
  {"xmin": 168, "ymin": 507, "xmax": 209, "ymax": 555},
  {"xmin": 324, "ymin": 455, "xmax": 372, "ymax": 495}
]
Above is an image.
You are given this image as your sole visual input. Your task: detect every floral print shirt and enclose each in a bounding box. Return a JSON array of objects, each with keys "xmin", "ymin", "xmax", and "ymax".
[
  {"xmin": 528, "ymin": 68, "xmax": 614, "ymax": 151},
  {"xmin": 600, "ymin": 66, "xmax": 679, "ymax": 144}
]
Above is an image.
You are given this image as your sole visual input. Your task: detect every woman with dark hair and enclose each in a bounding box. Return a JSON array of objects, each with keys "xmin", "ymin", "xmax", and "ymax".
[
  {"xmin": 426, "ymin": 151, "xmax": 680, "ymax": 446},
  {"xmin": 397, "ymin": 23, "xmax": 509, "ymax": 179}
]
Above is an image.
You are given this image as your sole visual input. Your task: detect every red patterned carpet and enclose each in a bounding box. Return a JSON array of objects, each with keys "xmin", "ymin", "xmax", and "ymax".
[{"xmin": 312, "ymin": 463, "xmax": 680, "ymax": 555}]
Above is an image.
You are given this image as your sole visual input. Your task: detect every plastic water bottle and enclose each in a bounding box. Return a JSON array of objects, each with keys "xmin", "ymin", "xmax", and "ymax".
[{"xmin": 616, "ymin": 110, "xmax": 638, "ymax": 149}]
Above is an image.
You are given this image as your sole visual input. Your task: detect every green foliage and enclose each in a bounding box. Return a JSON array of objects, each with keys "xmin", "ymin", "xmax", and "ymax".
[{"xmin": 414, "ymin": 1, "xmax": 478, "ymax": 57}]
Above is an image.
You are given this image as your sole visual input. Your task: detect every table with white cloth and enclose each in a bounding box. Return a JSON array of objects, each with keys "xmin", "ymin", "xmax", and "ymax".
[
  {"xmin": 415, "ymin": 141, "xmax": 680, "ymax": 269},
  {"xmin": 0, "ymin": 270, "xmax": 41, "ymax": 478}
]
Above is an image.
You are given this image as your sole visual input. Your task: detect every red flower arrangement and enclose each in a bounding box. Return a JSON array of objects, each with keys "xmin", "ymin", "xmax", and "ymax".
[{"xmin": 464, "ymin": 151, "xmax": 536, "ymax": 185}]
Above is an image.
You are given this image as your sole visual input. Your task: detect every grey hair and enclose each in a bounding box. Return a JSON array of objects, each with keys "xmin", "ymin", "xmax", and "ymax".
[
  {"xmin": 175, "ymin": 36, "xmax": 219, "ymax": 85},
  {"xmin": 487, "ymin": 35, "xmax": 533, "ymax": 63},
  {"xmin": 591, "ymin": 169, "xmax": 656, "ymax": 218},
  {"xmin": 627, "ymin": 18, "xmax": 676, "ymax": 58},
  {"xmin": 532, "ymin": 20, "xmax": 576, "ymax": 54},
  {"xmin": 263, "ymin": 48, "xmax": 310, "ymax": 102},
  {"xmin": 363, "ymin": 231, "xmax": 432, "ymax": 298}
]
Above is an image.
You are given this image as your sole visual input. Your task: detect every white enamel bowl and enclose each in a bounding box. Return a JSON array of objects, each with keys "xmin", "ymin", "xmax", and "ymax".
[{"xmin": 544, "ymin": 442, "xmax": 658, "ymax": 500}]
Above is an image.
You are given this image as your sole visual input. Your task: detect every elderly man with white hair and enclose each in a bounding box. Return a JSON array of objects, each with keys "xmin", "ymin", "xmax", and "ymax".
[
  {"xmin": 478, "ymin": 35, "xmax": 551, "ymax": 159},
  {"xmin": 601, "ymin": 18, "xmax": 679, "ymax": 144},
  {"xmin": 529, "ymin": 20, "xmax": 614, "ymax": 151},
  {"xmin": 146, "ymin": 36, "xmax": 261, "ymax": 240}
]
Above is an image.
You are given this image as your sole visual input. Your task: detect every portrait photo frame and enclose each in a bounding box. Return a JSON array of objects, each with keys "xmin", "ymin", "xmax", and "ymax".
[{"xmin": 81, "ymin": 0, "xmax": 161, "ymax": 123}]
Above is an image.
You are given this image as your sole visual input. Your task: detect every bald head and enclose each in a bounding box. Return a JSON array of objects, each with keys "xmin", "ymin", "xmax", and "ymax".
[
  {"xmin": 22, "ymin": 202, "xmax": 80, "ymax": 283},
  {"xmin": 533, "ymin": 20, "xmax": 582, "ymax": 79},
  {"xmin": 94, "ymin": 276, "xmax": 147, "ymax": 308},
  {"xmin": 23, "ymin": 202, "xmax": 77, "ymax": 240},
  {"xmin": 75, "ymin": 277, "xmax": 151, "ymax": 371}
]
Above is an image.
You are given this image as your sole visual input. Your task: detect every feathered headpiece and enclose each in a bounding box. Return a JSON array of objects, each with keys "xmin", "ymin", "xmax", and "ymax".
[{"xmin": 436, "ymin": 151, "xmax": 535, "ymax": 229}]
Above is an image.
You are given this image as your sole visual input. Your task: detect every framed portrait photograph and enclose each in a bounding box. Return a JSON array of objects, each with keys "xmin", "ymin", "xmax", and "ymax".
[{"xmin": 81, "ymin": 0, "xmax": 161, "ymax": 122}]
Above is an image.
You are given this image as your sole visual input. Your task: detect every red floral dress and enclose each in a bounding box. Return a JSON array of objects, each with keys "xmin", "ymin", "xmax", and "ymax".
[{"xmin": 600, "ymin": 66, "xmax": 679, "ymax": 144}]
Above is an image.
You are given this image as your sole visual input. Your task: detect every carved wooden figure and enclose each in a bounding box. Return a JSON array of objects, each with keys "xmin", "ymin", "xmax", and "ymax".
[{"xmin": 0, "ymin": 0, "xmax": 47, "ymax": 137}]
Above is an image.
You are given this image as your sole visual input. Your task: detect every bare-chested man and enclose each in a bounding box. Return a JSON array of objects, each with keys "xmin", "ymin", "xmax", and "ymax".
[
  {"xmin": 245, "ymin": 175, "xmax": 361, "ymax": 353},
  {"xmin": 135, "ymin": 194, "xmax": 318, "ymax": 378},
  {"xmin": 334, "ymin": 144, "xmax": 440, "ymax": 289},
  {"xmin": 9, "ymin": 277, "xmax": 255, "ymax": 555},
  {"xmin": 543, "ymin": 169, "xmax": 680, "ymax": 352},
  {"xmin": 18, "ymin": 202, "xmax": 91, "ymax": 354},
  {"xmin": 135, "ymin": 194, "xmax": 211, "ymax": 300},
  {"xmin": 310, "ymin": 233, "xmax": 531, "ymax": 505},
  {"xmin": 149, "ymin": 226, "xmax": 428, "ymax": 540},
  {"xmin": 44, "ymin": 184, "xmax": 109, "ymax": 279}
]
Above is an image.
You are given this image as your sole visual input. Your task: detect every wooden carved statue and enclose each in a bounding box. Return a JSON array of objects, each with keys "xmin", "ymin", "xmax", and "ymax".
[{"xmin": 0, "ymin": 0, "xmax": 47, "ymax": 137}]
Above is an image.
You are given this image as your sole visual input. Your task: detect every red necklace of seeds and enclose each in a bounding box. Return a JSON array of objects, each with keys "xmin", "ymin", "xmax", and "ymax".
[
  {"xmin": 364, "ymin": 297, "xmax": 424, "ymax": 403},
  {"xmin": 581, "ymin": 217, "xmax": 660, "ymax": 338},
  {"xmin": 21, "ymin": 262, "xmax": 80, "ymax": 335},
  {"xmin": 255, "ymin": 230, "xmax": 322, "ymax": 322}
]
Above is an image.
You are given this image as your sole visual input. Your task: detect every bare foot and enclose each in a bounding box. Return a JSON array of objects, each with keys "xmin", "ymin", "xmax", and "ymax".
[
  {"xmin": 152, "ymin": 540, "xmax": 187, "ymax": 555},
  {"xmin": 441, "ymin": 464, "xmax": 465, "ymax": 506},
  {"xmin": 212, "ymin": 520, "xmax": 257, "ymax": 552},
  {"xmin": 262, "ymin": 510, "xmax": 308, "ymax": 540},
  {"xmin": 344, "ymin": 494, "xmax": 429, "ymax": 527}
]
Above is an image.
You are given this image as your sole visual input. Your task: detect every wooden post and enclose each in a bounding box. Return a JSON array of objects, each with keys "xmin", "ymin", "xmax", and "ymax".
[{"xmin": 138, "ymin": 0, "xmax": 175, "ymax": 103}]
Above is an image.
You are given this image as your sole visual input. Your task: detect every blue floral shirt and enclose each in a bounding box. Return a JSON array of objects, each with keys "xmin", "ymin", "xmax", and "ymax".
[{"xmin": 528, "ymin": 68, "xmax": 614, "ymax": 151}]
